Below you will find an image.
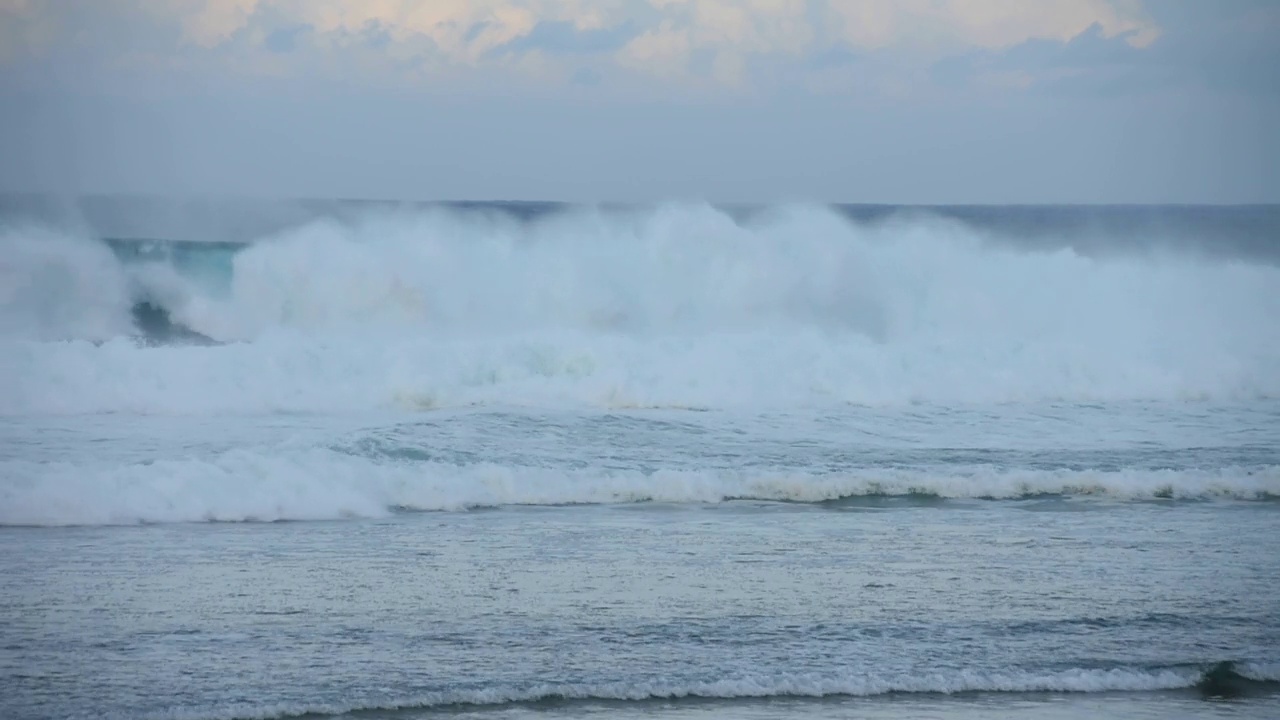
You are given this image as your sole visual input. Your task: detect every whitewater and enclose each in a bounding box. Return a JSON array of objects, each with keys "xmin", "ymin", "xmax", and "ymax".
[
  {"xmin": 3, "ymin": 202, "xmax": 1279, "ymax": 414},
  {"xmin": 2, "ymin": 199, "xmax": 1278, "ymax": 720}
]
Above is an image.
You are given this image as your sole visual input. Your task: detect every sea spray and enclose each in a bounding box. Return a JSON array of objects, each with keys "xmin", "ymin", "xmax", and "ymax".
[{"xmin": 2, "ymin": 202, "xmax": 1278, "ymax": 414}]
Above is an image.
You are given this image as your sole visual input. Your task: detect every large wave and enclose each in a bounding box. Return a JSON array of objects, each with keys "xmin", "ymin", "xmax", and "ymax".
[
  {"xmin": 3, "ymin": 447, "xmax": 1275, "ymax": 526},
  {"xmin": 2, "ymin": 203, "xmax": 1278, "ymax": 414}
]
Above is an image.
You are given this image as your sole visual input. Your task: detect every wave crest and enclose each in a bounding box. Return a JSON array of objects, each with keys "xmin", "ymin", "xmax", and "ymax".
[
  {"xmin": 3, "ymin": 450, "xmax": 1275, "ymax": 526},
  {"xmin": 2, "ymin": 203, "xmax": 1279, "ymax": 413},
  {"xmin": 141, "ymin": 662, "xmax": 1279, "ymax": 720}
]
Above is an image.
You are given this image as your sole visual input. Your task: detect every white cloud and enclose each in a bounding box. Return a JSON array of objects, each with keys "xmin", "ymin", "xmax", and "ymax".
[
  {"xmin": 181, "ymin": 0, "xmax": 258, "ymax": 47},
  {"xmin": 633, "ymin": 0, "xmax": 812, "ymax": 85},
  {"xmin": 166, "ymin": 0, "xmax": 638, "ymax": 62},
  {"xmin": 825, "ymin": 0, "xmax": 1160, "ymax": 52},
  {"xmin": 6, "ymin": 0, "xmax": 1163, "ymax": 89},
  {"xmin": 617, "ymin": 20, "xmax": 692, "ymax": 77}
]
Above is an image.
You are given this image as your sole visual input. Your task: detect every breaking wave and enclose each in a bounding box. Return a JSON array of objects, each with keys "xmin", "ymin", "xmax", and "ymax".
[
  {"xmin": 2, "ymin": 449, "xmax": 1275, "ymax": 526},
  {"xmin": 139, "ymin": 662, "xmax": 1280, "ymax": 720},
  {"xmin": 2, "ymin": 202, "xmax": 1279, "ymax": 414}
]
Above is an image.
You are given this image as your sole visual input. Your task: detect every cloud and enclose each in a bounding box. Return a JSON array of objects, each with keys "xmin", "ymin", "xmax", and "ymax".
[
  {"xmin": 4, "ymin": 0, "xmax": 1273, "ymax": 206},
  {"xmin": 165, "ymin": 1, "xmax": 627, "ymax": 61},
  {"xmin": 825, "ymin": 0, "xmax": 1159, "ymax": 52},
  {"xmin": 617, "ymin": 20, "xmax": 691, "ymax": 77},
  {"xmin": 181, "ymin": 0, "xmax": 258, "ymax": 47},
  {"xmin": 0, "ymin": 0, "xmax": 58, "ymax": 63},
  {"xmin": 5, "ymin": 0, "xmax": 1164, "ymax": 92},
  {"xmin": 614, "ymin": 0, "xmax": 812, "ymax": 86}
]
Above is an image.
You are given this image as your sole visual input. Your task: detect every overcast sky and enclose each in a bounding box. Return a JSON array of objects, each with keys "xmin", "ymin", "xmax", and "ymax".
[{"xmin": 1, "ymin": 0, "xmax": 1277, "ymax": 204}]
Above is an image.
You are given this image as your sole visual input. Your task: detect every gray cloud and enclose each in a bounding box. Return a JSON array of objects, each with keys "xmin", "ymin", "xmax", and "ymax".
[{"xmin": 0, "ymin": 1, "xmax": 1275, "ymax": 204}]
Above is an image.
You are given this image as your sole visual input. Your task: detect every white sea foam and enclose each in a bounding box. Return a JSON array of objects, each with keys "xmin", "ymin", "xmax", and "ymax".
[
  {"xmin": 2, "ymin": 449, "xmax": 1274, "ymax": 526},
  {"xmin": 141, "ymin": 665, "xmax": 1233, "ymax": 720},
  {"xmin": 0, "ymin": 226, "xmax": 136, "ymax": 342},
  {"xmin": 1240, "ymin": 661, "xmax": 1280, "ymax": 681},
  {"xmin": 2, "ymin": 203, "xmax": 1279, "ymax": 414}
]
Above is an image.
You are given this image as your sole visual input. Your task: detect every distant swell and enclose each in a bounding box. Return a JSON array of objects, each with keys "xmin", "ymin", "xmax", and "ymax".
[
  {"xmin": 142, "ymin": 662, "xmax": 1280, "ymax": 720},
  {"xmin": 3, "ymin": 202, "xmax": 1280, "ymax": 414},
  {"xmin": 2, "ymin": 451, "xmax": 1275, "ymax": 526}
]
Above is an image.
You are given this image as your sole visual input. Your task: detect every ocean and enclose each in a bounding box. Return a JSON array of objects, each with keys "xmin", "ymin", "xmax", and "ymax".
[{"xmin": 1, "ymin": 198, "xmax": 1278, "ymax": 719}]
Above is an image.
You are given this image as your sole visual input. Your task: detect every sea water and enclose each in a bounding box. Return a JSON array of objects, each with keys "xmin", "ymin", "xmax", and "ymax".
[{"xmin": 1, "ymin": 200, "xmax": 1278, "ymax": 719}]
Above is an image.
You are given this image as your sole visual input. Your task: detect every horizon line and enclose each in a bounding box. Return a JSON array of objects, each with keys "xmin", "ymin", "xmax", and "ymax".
[{"xmin": 2, "ymin": 191, "xmax": 1277, "ymax": 209}]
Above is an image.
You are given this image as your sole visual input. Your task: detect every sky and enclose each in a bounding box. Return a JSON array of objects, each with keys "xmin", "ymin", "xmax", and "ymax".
[{"xmin": 1, "ymin": 0, "xmax": 1277, "ymax": 204}]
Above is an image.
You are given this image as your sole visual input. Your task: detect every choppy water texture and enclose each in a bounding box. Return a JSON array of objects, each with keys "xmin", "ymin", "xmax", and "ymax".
[{"xmin": 1, "ymin": 198, "xmax": 1278, "ymax": 719}]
